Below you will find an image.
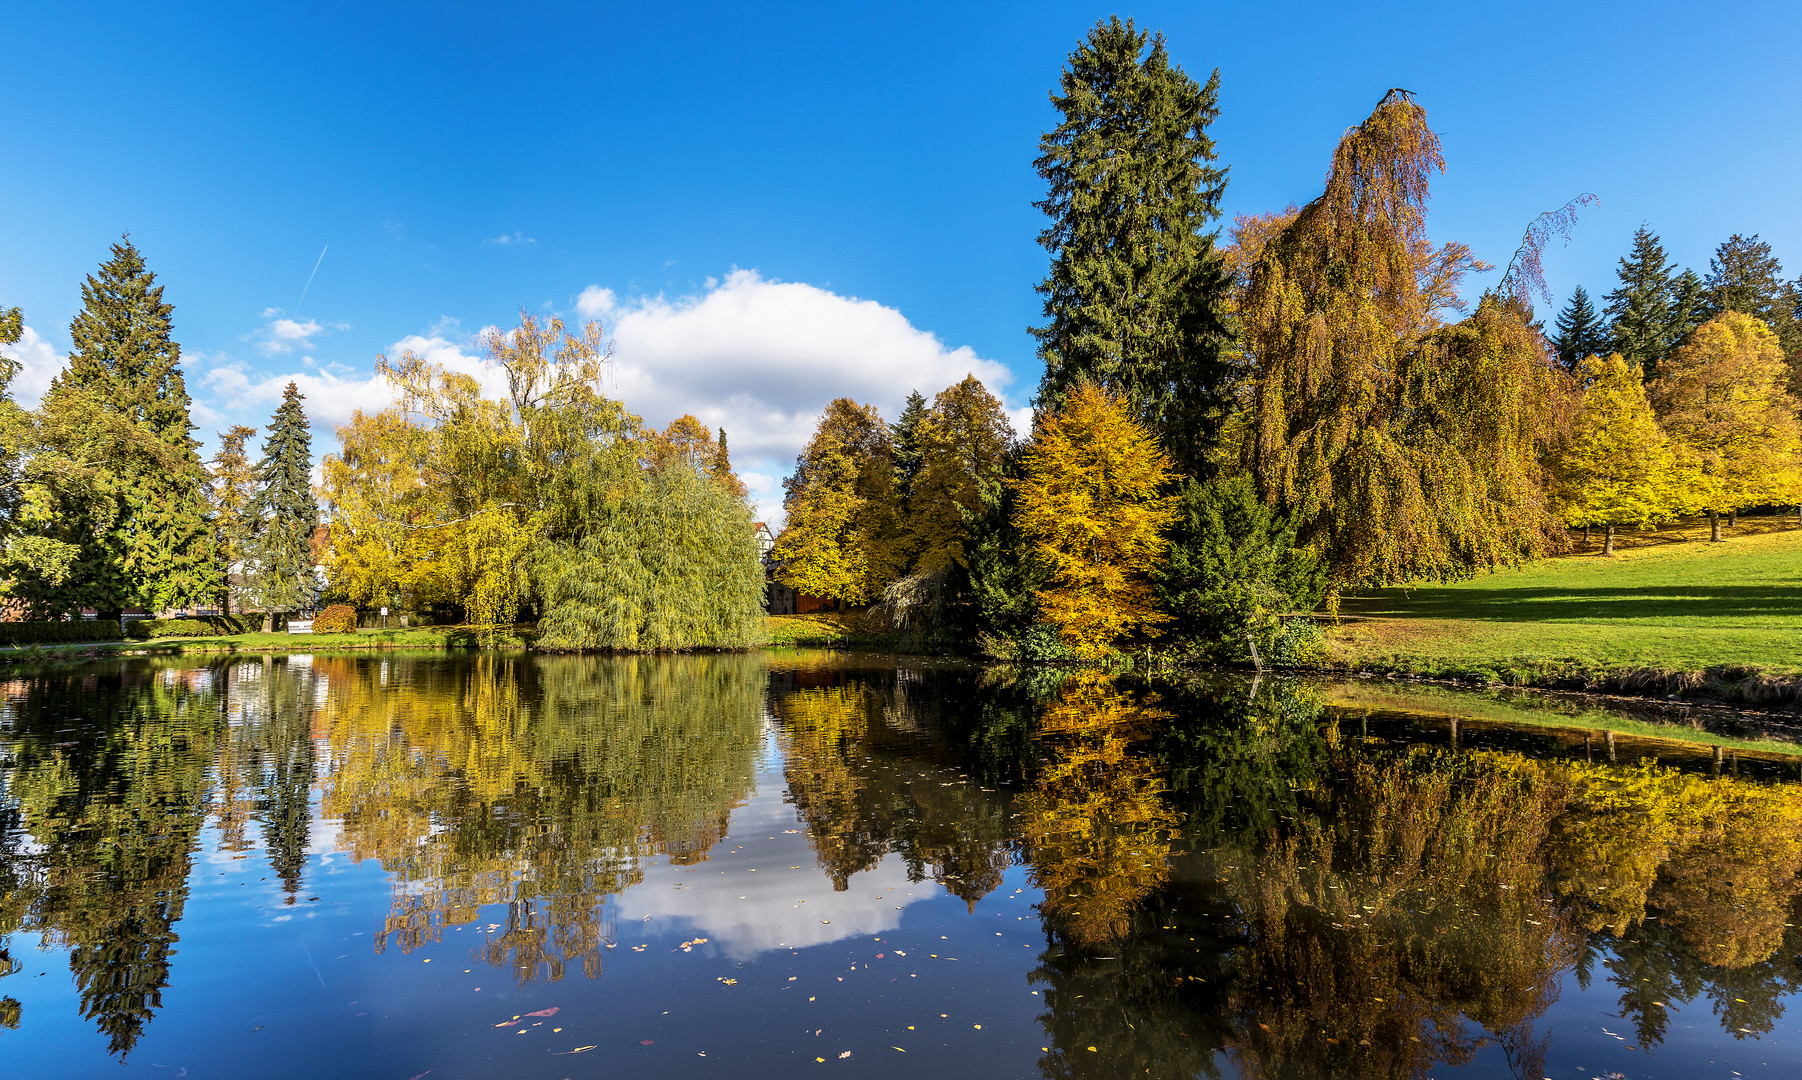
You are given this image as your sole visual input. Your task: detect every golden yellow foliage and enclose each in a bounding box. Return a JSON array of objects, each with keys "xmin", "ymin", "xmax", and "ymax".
[
  {"xmin": 773, "ymin": 399, "xmax": 904, "ymax": 603},
  {"xmin": 1550, "ymin": 354, "xmax": 1680, "ymax": 542},
  {"xmin": 1651, "ymin": 311, "xmax": 1802, "ymax": 525},
  {"xmin": 1012, "ymin": 384, "xmax": 1176, "ymax": 658},
  {"xmin": 1017, "ymin": 671, "xmax": 1176, "ymax": 946}
]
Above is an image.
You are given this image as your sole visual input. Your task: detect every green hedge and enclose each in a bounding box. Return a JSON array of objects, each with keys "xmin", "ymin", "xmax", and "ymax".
[
  {"xmin": 124, "ymin": 615, "xmax": 256, "ymax": 640},
  {"xmin": 0, "ymin": 620, "xmax": 123, "ymax": 645}
]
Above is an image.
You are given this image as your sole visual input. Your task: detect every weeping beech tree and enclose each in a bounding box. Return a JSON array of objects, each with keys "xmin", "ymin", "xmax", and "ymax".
[{"xmin": 1243, "ymin": 91, "xmax": 1567, "ymax": 590}]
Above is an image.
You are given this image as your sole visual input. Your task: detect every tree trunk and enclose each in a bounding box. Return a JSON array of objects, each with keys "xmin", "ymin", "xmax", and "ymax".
[
  {"xmin": 1583, "ymin": 524, "xmax": 1591, "ymax": 543},
  {"xmin": 1710, "ymin": 509, "xmax": 1723, "ymax": 543},
  {"xmin": 1729, "ymin": 508, "xmax": 1738, "ymax": 527},
  {"xmin": 1603, "ymin": 524, "xmax": 1615, "ymax": 555}
]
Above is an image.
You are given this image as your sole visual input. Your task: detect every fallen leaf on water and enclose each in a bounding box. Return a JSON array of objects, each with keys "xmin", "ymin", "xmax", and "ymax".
[
  {"xmin": 554, "ymin": 1045, "xmax": 598, "ymax": 1055},
  {"xmin": 524, "ymin": 1007, "xmax": 559, "ymax": 1018},
  {"xmin": 639, "ymin": 1040, "xmax": 654, "ymax": 1045},
  {"xmin": 815, "ymin": 1057, "xmax": 825, "ymax": 1063},
  {"xmin": 839, "ymin": 1051, "xmax": 851, "ymax": 1058},
  {"xmin": 892, "ymin": 1047, "xmax": 906, "ymax": 1052}
]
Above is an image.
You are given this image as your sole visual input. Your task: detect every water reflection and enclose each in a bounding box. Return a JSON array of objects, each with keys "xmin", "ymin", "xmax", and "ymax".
[{"xmin": 0, "ymin": 654, "xmax": 1801, "ymax": 1076}]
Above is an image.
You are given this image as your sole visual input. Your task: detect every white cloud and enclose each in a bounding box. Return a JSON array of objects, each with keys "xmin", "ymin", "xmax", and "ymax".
[
  {"xmin": 575, "ymin": 285, "xmax": 615, "ymax": 318},
  {"xmin": 593, "ymin": 269, "xmax": 1016, "ymax": 525},
  {"xmin": 256, "ymin": 316, "xmax": 324, "ymax": 356},
  {"xmin": 186, "ymin": 271, "xmax": 1016, "ymax": 529},
  {"xmin": 200, "ymin": 332, "xmax": 495, "ymax": 439},
  {"xmin": 0, "ymin": 324, "xmax": 64, "ymax": 407},
  {"xmin": 490, "ymin": 232, "xmax": 536, "ymax": 247},
  {"xmin": 614, "ymin": 785, "xmax": 935, "ymax": 960}
]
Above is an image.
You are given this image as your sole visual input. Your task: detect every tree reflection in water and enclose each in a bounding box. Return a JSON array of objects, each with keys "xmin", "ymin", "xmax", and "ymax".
[{"xmin": 4, "ymin": 655, "xmax": 1802, "ymax": 1073}]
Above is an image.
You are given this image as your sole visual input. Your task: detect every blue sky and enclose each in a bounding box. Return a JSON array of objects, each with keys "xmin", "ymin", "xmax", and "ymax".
[{"xmin": 4, "ymin": 1, "xmax": 1799, "ymax": 522}]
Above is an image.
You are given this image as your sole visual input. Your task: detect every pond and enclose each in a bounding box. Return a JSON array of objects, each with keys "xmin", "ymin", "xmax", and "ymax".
[{"xmin": 3, "ymin": 651, "xmax": 1802, "ymax": 1079}]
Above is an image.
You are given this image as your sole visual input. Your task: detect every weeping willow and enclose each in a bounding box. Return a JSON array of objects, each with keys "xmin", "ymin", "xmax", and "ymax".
[
  {"xmin": 535, "ymin": 456, "xmax": 766, "ymax": 651},
  {"xmin": 1243, "ymin": 91, "xmax": 1566, "ymax": 588}
]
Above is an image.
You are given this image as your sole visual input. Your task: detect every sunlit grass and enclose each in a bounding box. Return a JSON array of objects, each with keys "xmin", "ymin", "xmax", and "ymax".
[{"xmin": 1329, "ymin": 514, "xmax": 1802, "ymax": 678}]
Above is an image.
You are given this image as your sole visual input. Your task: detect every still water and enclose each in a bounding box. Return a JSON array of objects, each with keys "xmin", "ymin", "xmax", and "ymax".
[{"xmin": 3, "ymin": 651, "xmax": 1802, "ymax": 1079}]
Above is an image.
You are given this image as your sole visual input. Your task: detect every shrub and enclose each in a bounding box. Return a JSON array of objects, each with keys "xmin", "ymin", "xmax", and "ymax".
[
  {"xmin": 313, "ymin": 604, "xmax": 359, "ymax": 635},
  {"xmin": 0, "ymin": 620, "xmax": 123, "ymax": 645},
  {"xmin": 124, "ymin": 615, "xmax": 255, "ymax": 640},
  {"xmin": 1156, "ymin": 474, "xmax": 1326, "ymax": 662}
]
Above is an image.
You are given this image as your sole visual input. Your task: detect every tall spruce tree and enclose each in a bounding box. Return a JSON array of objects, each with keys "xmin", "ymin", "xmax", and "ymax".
[
  {"xmin": 1605, "ymin": 226, "xmax": 1678, "ymax": 378},
  {"xmin": 243, "ymin": 383, "xmax": 319, "ymax": 623},
  {"xmin": 1706, "ymin": 234, "xmax": 1787, "ymax": 319},
  {"xmin": 32, "ymin": 239, "xmax": 216, "ymax": 618},
  {"xmin": 1668, "ymin": 269, "xmax": 1710, "ymax": 349},
  {"xmin": 1032, "ymin": 16, "xmax": 1233, "ymax": 477},
  {"xmin": 890, "ymin": 390, "xmax": 929, "ymax": 507},
  {"xmin": 1551, "ymin": 285, "xmax": 1608, "ymax": 370},
  {"xmin": 1705, "ymin": 234, "xmax": 1801, "ymax": 374}
]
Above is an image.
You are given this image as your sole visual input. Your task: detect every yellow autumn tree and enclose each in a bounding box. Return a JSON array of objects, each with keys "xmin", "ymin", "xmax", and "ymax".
[
  {"xmin": 903, "ymin": 375, "xmax": 1016, "ymax": 572},
  {"xmin": 1550, "ymin": 354, "xmax": 1680, "ymax": 553},
  {"xmin": 1242, "ymin": 91, "xmax": 1566, "ymax": 589},
  {"xmin": 772, "ymin": 398, "xmax": 905, "ymax": 604},
  {"xmin": 1650, "ymin": 311, "xmax": 1802, "ymax": 541},
  {"xmin": 1012, "ymin": 383, "xmax": 1176, "ymax": 658},
  {"xmin": 321, "ymin": 407, "xmax": 446, "ymax": 610}
]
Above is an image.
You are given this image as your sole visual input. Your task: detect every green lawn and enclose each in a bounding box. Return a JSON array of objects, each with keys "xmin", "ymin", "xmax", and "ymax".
[
  {"xmin": 7, "ymin": 625, "xmax": 534, "ymax": 660},
  {"xmin": 1329, "ymin": 516, "xmax": 1802, "ymax": 684}
]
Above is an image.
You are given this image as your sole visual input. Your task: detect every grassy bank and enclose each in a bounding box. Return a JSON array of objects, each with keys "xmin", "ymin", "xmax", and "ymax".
[
  {"xmin": 1326, "ymin": 514, "xmax": 1802, "ymax": 705},
  {"xmin": 764, "ymin": 612, "xmax": 899, "ymax": 649},
  {"xmin": 4, "ymin": 625, "xmax": 535, "ymax": 661}
]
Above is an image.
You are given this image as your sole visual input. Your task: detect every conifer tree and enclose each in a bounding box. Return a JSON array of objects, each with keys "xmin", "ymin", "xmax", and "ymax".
[
  {"xmin": 1550, "ymin": 354, "xmax": 1679, "ymax": 554},
  {"xmin": 710, "ymin": 427, "xmax": 749, "ymax": 499},
  {"xmin": 1668, "ymin": 269, "xmax": 1710, "ymax": 350},
  {"xmin": 1705, "ymin": 234, "xmax": 1801, "ymax": 376},
  {"xmin": 1706, "ymin": 234, "xmax": 1787, "ymax": 320},
  {"xmin": 1552, "ymin": 286, "xmax": 1608, "ymax": 371},
  {"xmin": 903, "ymin": 376, "xmax": 1015, "ymax": 572},
  {"xmin": 31, "ymin": 240, "xmax": 217, "ymax": 618},
  {"xmin": 1605, "ymin": 226, "xmax": 1679, "ymax": 378},
  {"xmin": 890, "ymin": 390, "xmax": 929, "ymax": 506},
  {"xmin": 1013, "ymin": 384, "xmax": 1176, "ymax": 658},
  {"xmin": 243, "ymin": 383, "xmax": 319, "ymax": 622},
  {"xmin": 1033, "ymin": 16, "xmax": 1233, "ymax": 476},
  {"xmin": 208, "ymin": 425, "xmax": 259, "ymax": 613}
]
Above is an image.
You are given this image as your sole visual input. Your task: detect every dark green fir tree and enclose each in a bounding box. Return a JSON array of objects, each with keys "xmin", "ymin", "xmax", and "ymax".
[
  {"xmin": 1667, "ymin": 268, "xmax": 1710, "ymax": 349},
  {"xmin": 1705, "ymin": 233, "xmax": 1801, "ymax": 370},
  {"xmin": 31, "ymin": 239, "xmax": 217, "ymax": 618},
  {"xmin": 1705, "ymin": 233, "xmax": 1787, "ymax": 319},
  {"xmin": 1605, "ymin": 226, "xmax": 1678, "ymax": 378},
  {"xmin": 1551, "ymin": 285, "xmax": 1609, "ymax": 370},
  {"xmin": 243, "ymin": 382, "xmax": 319, "ymax": 623},
  {"xmin": 890, "ymin": 390, "xmax": 929, "ymax": 505},
  {"xmin": 1032, "ymin": 16, "xmax": 1234, "ymax": 477}
]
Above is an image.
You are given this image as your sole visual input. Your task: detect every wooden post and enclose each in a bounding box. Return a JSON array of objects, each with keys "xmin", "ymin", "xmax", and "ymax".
[
  {"xmin": 1606, "ymin": 729, "xmax": 1617, "ymax": 763},
  {"xmin": 1450, "ymin": 717, "xmax": 1461, "ymax": 751},
  {"xmin": 1713, "ymin": 744, "xmax": 1723, "ymax": 776}
]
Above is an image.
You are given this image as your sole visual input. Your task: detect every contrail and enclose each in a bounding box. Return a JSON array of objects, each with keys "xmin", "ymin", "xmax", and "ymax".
[{"xmin": 295, "ymin": 245, "xmax": 328, "ymax": 316}]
